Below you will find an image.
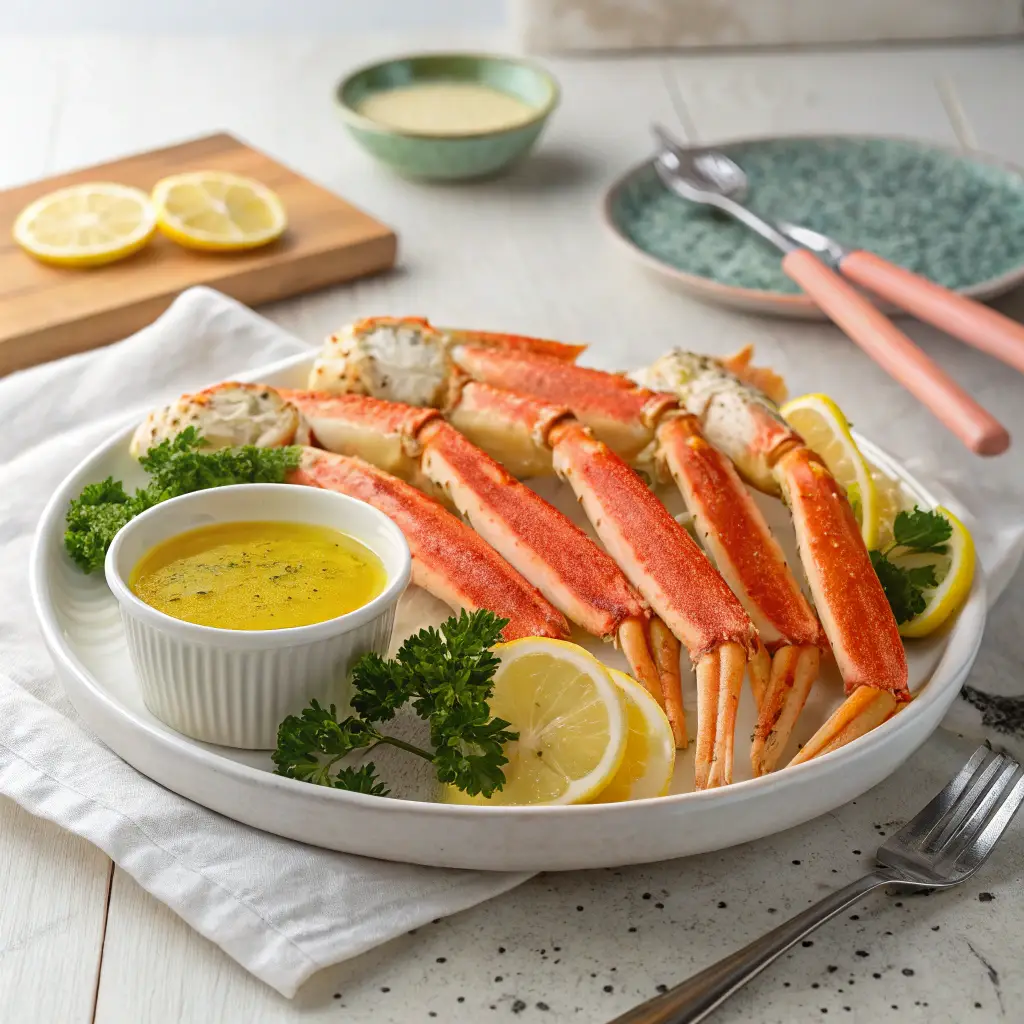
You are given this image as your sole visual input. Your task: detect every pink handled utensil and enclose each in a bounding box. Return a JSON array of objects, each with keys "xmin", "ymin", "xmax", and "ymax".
[
  {"xmin": 778, "ymin": 223, "xmax": 1024, "ymax": 377},
  {"xmin": 780, "ymin": 249, "xmax": 1009, "ymax": 454},
  {"xmin": 650, "ymin": 125, "xmax": 1011, "ymax": 456}
]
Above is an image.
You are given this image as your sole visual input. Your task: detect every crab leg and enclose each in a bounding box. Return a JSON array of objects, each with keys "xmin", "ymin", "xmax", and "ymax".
[
  {"xmin": 544, "ymin": 417, "xmax": 756, "ymax": 772},
  {"xmin": 448, "ymin": 339, "xmax": 825, "ymax": 775},
  {"xmin": 283, "ymin": 390, "xmax": 676, "ymax": 714}
]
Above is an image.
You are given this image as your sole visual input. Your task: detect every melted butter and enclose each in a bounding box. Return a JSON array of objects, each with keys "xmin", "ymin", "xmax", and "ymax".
[
  {"xmin": 358, "ymin": 82, "xmax": 537, "ymax": 134},
  {"xmin": 130, "ymin": 521, "xmax": 386, "ymax": 630}
]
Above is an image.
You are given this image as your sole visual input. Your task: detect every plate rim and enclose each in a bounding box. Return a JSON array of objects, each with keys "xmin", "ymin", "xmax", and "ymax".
[
  {"xmin": 602, "ymin": 131, "xmax": 1024, "ymax": 315},
  {"xmin": 29, "ymin": 348, "xmax": 988, "ymax": 850}
]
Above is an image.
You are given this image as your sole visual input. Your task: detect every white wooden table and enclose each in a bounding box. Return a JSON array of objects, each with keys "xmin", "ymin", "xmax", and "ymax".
[{"xmin": 2, "ymin": 31, "xmax": 1023, "ymax": 1024}]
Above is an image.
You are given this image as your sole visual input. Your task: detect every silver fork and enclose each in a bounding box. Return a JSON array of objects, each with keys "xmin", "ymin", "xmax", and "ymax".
[{"xmin": 610, "ymin": 746, "xmax": 1024, "ymax": 1024}]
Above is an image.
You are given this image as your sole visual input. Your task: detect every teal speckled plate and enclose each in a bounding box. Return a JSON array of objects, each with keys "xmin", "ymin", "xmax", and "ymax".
[{"xmin": 604, "ymin": 135, "xmax": 1024, "ymax": 318}]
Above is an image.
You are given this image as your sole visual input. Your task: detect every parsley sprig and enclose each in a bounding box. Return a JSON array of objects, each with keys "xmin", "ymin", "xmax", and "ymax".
[
  {"xmin": 272, "ymin": 610, "xmax": 517, "ymax": 799},
  {"xmin": 869, "ymin": 506, "xmax": 953, "ymax": 624},
  {"xmin": 64, "ymin": 428, "xmax": 301, "ymax": 573}
]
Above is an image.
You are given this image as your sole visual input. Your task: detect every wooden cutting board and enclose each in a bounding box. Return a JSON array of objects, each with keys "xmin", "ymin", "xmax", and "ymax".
[{"xmin": 0, "ymin": 132, "xmax": 397, "ymax": 375}]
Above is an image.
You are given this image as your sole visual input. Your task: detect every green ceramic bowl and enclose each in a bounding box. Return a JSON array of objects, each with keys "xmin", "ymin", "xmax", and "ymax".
[{"xmin": 336, "ymin": 53, "xmax": 559, "ymax": 181}]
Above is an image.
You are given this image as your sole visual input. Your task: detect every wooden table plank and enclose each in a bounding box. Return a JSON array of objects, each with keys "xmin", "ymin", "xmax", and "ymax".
[
  {"xmin": 0, "ymin": 797, "xmax": 111, "ymax": 1023},
  {"xmin": 666, "ymin": 44, "xmax": 962, "ymax": 143},
  {"xmin": 0, "ymin": 39, "xmax": 63, "ymax": 190},
  {"xmin": 935, "ymin": 44, "xmax": 1024, "ymax": 164}
]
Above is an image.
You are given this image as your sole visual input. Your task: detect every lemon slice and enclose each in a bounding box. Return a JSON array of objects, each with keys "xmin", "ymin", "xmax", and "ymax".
[
  {"xmin": 872, "ymin": 467, "xmax": 908, "ymax": 549},
  {"xmin": 896, "ymin": 506, "xmax": 975, "ymax": 639},
  {"xmin": 445, "ymin": 638, "xmax": 627, "ymax": 806},
  {"xmin": 595, "ymin": 670, "xmax": 676, "ymax": 802},
  {"xmin": 152, "ymin": 171, "xmax": 286, "ymax": 251},
  {"xmin": 781, "ymin": 393, "xmax": 879, "ymax": 548},
  {"xmin": 13, "ymin": 182, "xmax": 156, "ymax": 267}
]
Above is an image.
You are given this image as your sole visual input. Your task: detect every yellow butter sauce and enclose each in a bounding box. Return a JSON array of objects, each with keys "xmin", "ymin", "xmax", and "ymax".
[
  {"xmin": 358, "ymin": 81, "xmax": 537, "ymax": 134},
  {"xmin": 130, "ymin": 521, "xmax": 386, "ymax": 630}
]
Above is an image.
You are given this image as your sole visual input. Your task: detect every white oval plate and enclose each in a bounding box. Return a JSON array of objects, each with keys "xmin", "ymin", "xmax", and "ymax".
[{"xmin": 31, "ymin": 351, "xmax": 987, "ymax": 872}]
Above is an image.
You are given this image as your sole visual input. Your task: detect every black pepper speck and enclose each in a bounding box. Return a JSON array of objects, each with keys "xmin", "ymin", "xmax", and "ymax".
[
  {"xmin": 436, "ymin": 957, "xmax": 447, "ymax": 964},
  {"xmin": 536, "ymin": 1002, "xmax": 549, "ymax": 1012},
  {"xmin": 656, "ymin": 985, "xmax": 668, "ymax": 994},
  {"xmin": 902, "ymin": 968, "xmax": 914, "ymax": 976},
  {"xmin": 855, "ymin": 950, "xmax": 869, "ymax": 958},
  {"xmin": 603, "ymin": 985, "xmax": 614, "ymax": 994},
  {"xmin": 717, "ymin": 901, "xmax": 727, "ymax": 909},
  {"xmin": 511, "ymin": 999, "xmax": 527, "ymax": 1014},
  {"xmin": 802, "ymin": 940, "xmax": 814, "ymax": 948},
  {"xmin": 979, "ymin": 891, "xmax": 995, "ymax": 902}
]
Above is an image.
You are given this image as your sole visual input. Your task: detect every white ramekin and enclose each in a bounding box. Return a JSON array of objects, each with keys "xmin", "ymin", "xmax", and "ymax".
[{"xmin": 104, "ymin": 483, "xmax": 411, "ymax": 749}]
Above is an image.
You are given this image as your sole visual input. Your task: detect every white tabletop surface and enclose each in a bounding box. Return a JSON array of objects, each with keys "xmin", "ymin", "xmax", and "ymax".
[{"xmin": 2, "ymin": 30, "xmax": 1023, "ymax": 1024}]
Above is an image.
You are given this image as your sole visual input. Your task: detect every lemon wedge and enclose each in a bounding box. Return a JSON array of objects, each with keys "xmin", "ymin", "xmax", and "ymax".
[
  {"xmin": 781, "ymin": 393, "xmax": 879, "ymax": 548},
  {"xmin": 13, "ymin": 182, "xmax": 156, "ymax": 268},
  {"xmin": 151, "ymin": 171, "xmax": 286, "ymax": 251},
  {"xmin": 595, "ymin": 670, "xmax": 676, "ymax": 802},
  {"xmin": 895, "ymin": 506, "xmax": 975, "ymax": 639},
  {"xmin": 445, "ymin": 638, "xmax": 627, "ymax": 806}
]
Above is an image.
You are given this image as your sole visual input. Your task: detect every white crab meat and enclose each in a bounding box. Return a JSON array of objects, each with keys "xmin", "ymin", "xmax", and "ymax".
[
  {"xmin": 307, "ymin": 318, "xmax": 452, "ymax": 409},
  {"xmin": 129, "ymin": 382, "xmax": 299, "ymax": 456}
]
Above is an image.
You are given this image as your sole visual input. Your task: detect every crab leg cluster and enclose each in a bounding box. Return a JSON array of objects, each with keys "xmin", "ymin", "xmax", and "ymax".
[
  {"xmin": 635, "ymin": 350, "xmax": 910, "ymax": 763},
  {"xmin": 307, "ymin": 318, "xmax": 840, "ymax": 781}
]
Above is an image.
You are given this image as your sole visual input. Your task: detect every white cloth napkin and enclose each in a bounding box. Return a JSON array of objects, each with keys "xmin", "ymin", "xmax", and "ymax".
[
  {"xmin": 0, "ymin": 286, "xmax": 1020, "ymax": 997},
  {"xmin": 0, "ymin": 288, "xmax": 528, "ymax": 998}
]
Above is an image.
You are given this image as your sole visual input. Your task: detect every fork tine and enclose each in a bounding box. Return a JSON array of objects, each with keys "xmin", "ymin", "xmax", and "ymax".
[
  {"xmin": 895, "ymin": 747, "xmax": 995, "ymax": 846},
  {"xmin": 924, "ymin": 753, "xmax": 1009, "ymax": 852},
  {"xmin": 934, "ymin": 757, "xmax": 1017, "ymax": 857},
  {"xmin": 955, "ymin": 763, "xmax": 1024, "ymax": 875}
]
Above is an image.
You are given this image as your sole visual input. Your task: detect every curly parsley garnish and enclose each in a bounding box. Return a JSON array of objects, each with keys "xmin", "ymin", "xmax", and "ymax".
[
  {"xmin": 272, "ymin": 610, "xmax": 517, "ymax": 799},
  {"xmin": 869, "ymin": 506, "xmax": 953, "ymax": 624},
  {"xmin": 64, "ymin": 427, "xmax": 301, "ymax": 573}
]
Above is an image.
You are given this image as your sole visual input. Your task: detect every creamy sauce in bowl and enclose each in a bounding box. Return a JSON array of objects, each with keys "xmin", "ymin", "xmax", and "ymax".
[
  {"xmin": 130, "ymin": 521, "xmax": 386, "ymax": 630},
  {"xmin": 358, "ymin": 81, "xmax": 538, "ymax": 134}
]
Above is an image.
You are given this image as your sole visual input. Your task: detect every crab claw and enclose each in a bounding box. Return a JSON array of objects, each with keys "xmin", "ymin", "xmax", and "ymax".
[{"xmin": 789, "ymin": 685, "xmax": 901, "ymax": 767}]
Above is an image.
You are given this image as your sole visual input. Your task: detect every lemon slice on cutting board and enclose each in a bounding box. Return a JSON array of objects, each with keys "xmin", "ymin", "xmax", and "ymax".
[
  {"xmin": 13, "ymin": 182, "xmax": 156, "ymax": 268},
  {"xmin": 895, "ymin": 506, "xmax": 975, "ymax": 639},
  {"xmin": 781, "ymin": 392, "xmax": 879, "ymax": 548},
  {"xmin": 595, "ymin": 669, "xmax": 676, "ymax": 802},
  {"xmin": 444, "ymin": 638, "xmax": 627, "ymax": 806},
  {"xmin": 151, "ymin": 171, "xmax": 286, "ymax": 251}
]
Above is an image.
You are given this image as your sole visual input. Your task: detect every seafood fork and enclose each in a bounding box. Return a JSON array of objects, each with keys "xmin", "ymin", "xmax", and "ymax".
[
  {"xmin": 651, "ymin": 125, "xmax": 1011, "ymax": 457},
  {"xmin": 610, "ymin": 745, "xmax": 1024, "ymax": 1024}
]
